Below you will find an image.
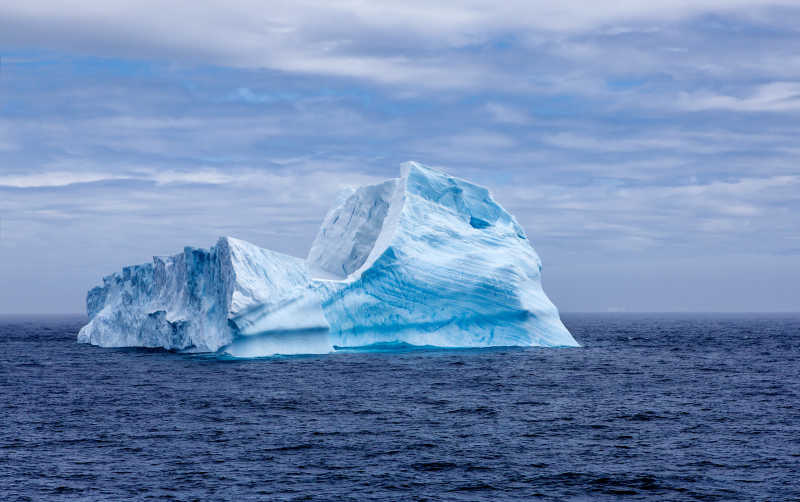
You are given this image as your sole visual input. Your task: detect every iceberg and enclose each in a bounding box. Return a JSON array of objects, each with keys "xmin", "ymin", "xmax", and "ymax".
[{"xmin": 79, "ymin": 162, "xmax": 578, "ymax": 354}]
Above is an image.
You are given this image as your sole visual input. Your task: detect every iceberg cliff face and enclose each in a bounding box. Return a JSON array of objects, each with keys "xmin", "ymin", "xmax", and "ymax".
[
  {"xmin": 78, "ymin": 237, "xmax": 328, "ymax": 352},
  {"xmin": 79, "ymin": 162, "xmax": 578, "ymax": 354}
]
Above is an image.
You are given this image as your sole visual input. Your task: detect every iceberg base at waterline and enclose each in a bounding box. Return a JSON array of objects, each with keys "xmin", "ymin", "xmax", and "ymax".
[
  {"xmin": 78, "ymin": 162, "xmax": 579, "ymax": 355},
  {"xmin": 219, "ymin": 329, "xmax": 334, "ymax": 358}
]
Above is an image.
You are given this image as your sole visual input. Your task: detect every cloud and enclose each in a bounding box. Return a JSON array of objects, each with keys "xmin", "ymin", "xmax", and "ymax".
[
  {"xmin": 495, "ymin": 173, "xmax": 800, "ymax": 257},
  {"xmin": 0, "ymin": 169, "xmax": 237, "ymax": 189},
  {"xmin": 485, "ymin": 103, "xmax": 531, "ymax": 124},
  {"xmin": 541, "ymin": 132, "xmax": 687, "ymax": 152},
  {"xmin": 538, "ymin": 128, "xmax": 800, "ymax": 156},
  {"xmin": 0, "ymin": 172, "xmax": 119, "ymax": 188},
  {"xmin": 3, "ymin": 1, "xmax": 800, "ymax": 90},
  {"xmin": 226, "ymin": 87, "xmax": 292, "ymax": 104},
  {"xmin": 3, "ymin": 3, "xmax": 800, "ymax": 312},
  {"xmin": 680, "ymin": 82, "xmax": 800, "ymax": 112}
]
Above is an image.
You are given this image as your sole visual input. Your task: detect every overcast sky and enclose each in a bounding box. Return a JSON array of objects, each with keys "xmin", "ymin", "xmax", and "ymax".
[{"xmin": 1, "ymin": 1, "xmax": 799, "ymax": 313}]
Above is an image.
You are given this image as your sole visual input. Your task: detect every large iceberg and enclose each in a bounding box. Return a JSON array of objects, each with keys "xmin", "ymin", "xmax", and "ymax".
[{"xmin": 79, "ymin": 162, "xmax": 578, "ymax": 354}]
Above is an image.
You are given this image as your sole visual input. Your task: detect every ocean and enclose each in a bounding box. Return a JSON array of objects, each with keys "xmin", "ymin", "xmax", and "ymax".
[{"xmin": 1, "ymin": 313, "xmax": 798, "ymax": 501}]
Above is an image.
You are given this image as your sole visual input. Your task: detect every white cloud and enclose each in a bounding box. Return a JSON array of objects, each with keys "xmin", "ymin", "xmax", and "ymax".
[
  {"xmin": 485, "ymin": 103, "xmax": 531, "ymax": 124},
  {"xmin": 680, "ymin": 82, "xmax": 800, "ymax": 112},
  {"xmin": 496, "ymin": 173, "xmax": 800, "ymax": 254},
  {"xmin": 0, "ymin": 166, "xmax": 384, "ymax": 194},
  {"xmin": 3, "ymin": 1, "xmax": 799, "ymax": 89},
  {"xmin": 538, "ymin": 128, "xmax": 800, "ymax": 155},
  {"xmin": 541, "ymin": 131, "xmax": 687, "ymax": 152},
  {"xmin": 0, "ymin": 172, "xmax": 120, "ymax": 187}
]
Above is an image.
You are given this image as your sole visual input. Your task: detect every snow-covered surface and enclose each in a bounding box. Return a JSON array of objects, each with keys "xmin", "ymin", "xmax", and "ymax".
[{"xmin": 79, "ymin": 162, "xmax": 578, "ymax": 354}]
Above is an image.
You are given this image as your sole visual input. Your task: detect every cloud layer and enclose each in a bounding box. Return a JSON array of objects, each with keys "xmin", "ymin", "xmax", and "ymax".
[{"xmin": 1, "ymin": 1, "xmax": 799, "ymax": 313}]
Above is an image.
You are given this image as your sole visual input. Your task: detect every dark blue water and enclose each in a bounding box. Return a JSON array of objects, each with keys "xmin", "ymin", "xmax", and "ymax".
[{"xmin": 2, "ymin": 314, "xmax": 799, "ymax": 501}]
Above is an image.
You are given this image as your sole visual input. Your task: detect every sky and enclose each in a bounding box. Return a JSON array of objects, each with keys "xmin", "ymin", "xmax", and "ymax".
[{"xmin": 1, "ymin": 1, "xmax": 799, "ymax": 314}]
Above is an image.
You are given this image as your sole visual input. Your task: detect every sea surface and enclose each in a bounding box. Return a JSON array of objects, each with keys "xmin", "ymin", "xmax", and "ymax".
[{"xmin": 1, "ymin": 313, "xmax": 798, "ymax": 501}]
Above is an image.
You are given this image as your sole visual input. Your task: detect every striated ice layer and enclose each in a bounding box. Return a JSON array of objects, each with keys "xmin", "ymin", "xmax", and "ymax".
[
  {"xmin": 79, "ymin": 162, "xmax": 577, "ymax": 354},
  {"xmin": 310, "ymin": 162, "xmax": 576, "ymax": 348}
]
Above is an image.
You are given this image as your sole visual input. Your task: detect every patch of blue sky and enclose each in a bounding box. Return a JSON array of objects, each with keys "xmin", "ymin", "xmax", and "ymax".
[{"xmin": 605, "ymin": 78, "xmax": 649, "ymax": 91}]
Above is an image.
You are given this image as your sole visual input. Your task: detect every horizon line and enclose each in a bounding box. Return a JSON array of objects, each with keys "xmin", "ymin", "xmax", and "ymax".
[{"xmin": 1, "ymin": 311, "xmax": 799, "ymax": 317}]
